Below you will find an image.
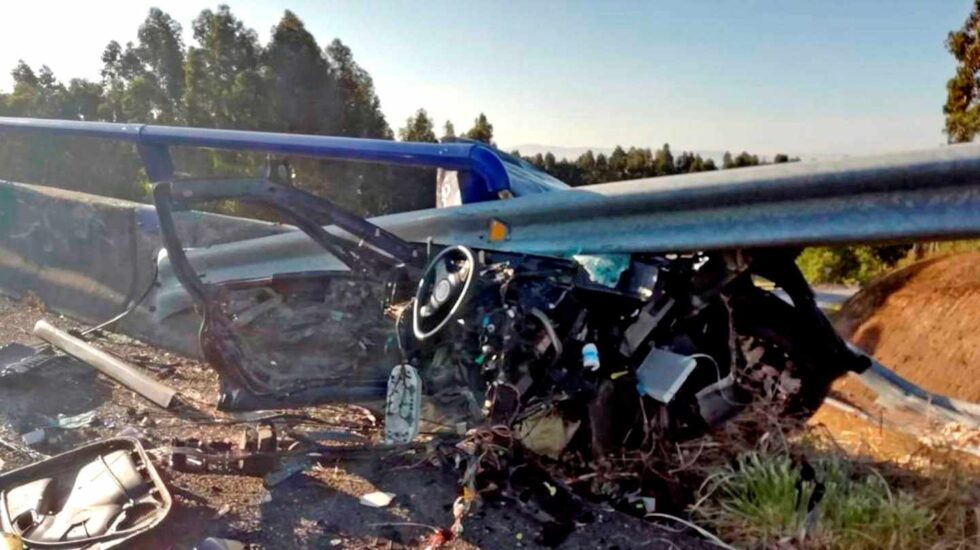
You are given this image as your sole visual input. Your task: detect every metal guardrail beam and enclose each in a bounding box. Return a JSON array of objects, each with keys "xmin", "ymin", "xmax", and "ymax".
[
  {"xmin": 1, "ymin": 117, "xmax": 980, "ymax": 254},
  {"xmin": 0, "ymin": 117, "xmax": 568, "ymax": 203},
  {"xmin": 401, "ymin": 142, "xmax": 980, "ymax": 254}
]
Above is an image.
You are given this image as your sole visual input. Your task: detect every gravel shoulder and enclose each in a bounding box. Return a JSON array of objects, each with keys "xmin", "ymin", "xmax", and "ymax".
[{"xmin": 0, "ymin": 295, "xmax": 708, "ymax": 550}]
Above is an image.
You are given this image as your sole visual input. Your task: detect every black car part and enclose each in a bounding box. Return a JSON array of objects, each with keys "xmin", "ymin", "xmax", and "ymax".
[{"xmin": 407, "ymin": 247, "xmax": 869, "ymax": 456}]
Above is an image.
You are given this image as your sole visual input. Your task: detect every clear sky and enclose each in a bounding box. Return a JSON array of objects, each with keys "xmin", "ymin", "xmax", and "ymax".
[{"xmin": 0, "ymin": 1, "xmax": 971, "ymax": 156}]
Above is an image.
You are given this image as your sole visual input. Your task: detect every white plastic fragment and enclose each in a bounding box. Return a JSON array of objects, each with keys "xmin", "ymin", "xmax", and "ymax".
[
  {"xmin": 359, "ymin": 491, "xmax": 395, "ymax": 508},
  {"xmin": 115, "ymin": 426, "xmax": 143, "ymax": 439},
  {"xmin": 384, "ymin": 364, "xmax": 421, "ymax": 444},
  {"xmin": 195, "ymin": 537, "xmax": 245, "ymax": 550},
  {"xmin": 54, "ymin": 410, "xmax": 98, "ymax": 429},
  {"xmin": 21, "ymin": 429, "xmax": 46, "ymax": 446},
  {"xmin": 641, "ymin": 497, "xmax": 656, "ymax": 513}
]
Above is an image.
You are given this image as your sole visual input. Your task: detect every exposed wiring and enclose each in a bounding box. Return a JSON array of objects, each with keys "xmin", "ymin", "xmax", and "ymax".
[
  {"xmin": 691, "ymin": 352, "xmax": 745, "ymax": 407},
  {"xmin": 81, "ymin": 261, "xmax": 161, "ymax": 338}
]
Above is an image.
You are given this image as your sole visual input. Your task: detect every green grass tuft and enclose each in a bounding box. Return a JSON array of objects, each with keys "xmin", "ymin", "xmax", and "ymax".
[{"xmin": 695, "ymin": 452, "xmax": 934, "ymax": 549}]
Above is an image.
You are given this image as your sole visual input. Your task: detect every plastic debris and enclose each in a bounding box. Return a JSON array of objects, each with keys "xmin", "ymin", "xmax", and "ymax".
[
  {"xmin": 115, "ymin": 426, "xmax": 143, "ymax": 439},
  {"xmin": 21, "ymin": 429, "xmax": 47, "ymax": 447},
  {"xmin": 628, "ymin": 494, "xmax": 657, "ymax": 514},
  {"xmin": 635, "ymin": 348, "xmax": 698, "ymax": 404},
  {"xmin": 358, "ymin": 491, "xmax": 395, "ymax": 508},
  {"xmin": 0, "ymin": 343, "xmax": 56, "ymax": 377},
  {"xmin": 515, "ymin": 410, "xmax": 581, "ymax": 460},
  {"xmin": 384, "ymin": 364, "xmax": 422, "ymax": 444},
  {"xmin": 0, "ymin": 438, "xmax": 171, "ymax": 547},
  {"xmin": 53, "ymin": 410, "xmax": 98, "ymax": 429},
  {"xmin": 264, "ymin": 460, "xmax": 309, "ymax": 488}
]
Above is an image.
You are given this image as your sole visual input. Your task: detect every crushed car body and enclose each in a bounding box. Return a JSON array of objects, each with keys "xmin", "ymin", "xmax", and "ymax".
[
  {"xmin": 2, "ymin": 116, "xmax": 980, "ymax": 547},
  {"xmin": 3, "ymin": 116, "xmax": 980, "ymax": 448},
  {"xmin": 151, "ymin": 174, "xmax": 870, "ymax": 459}
]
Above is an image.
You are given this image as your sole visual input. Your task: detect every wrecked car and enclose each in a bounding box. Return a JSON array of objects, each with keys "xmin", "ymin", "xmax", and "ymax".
[
  {"xmin": 11, "ymin": 116, "xmax": 972, "ymax": 461},
  {"xmin": 3, "ymin": 116, "xmax": 980, "ymax": 547},
  {"xmin": 151, "ymin": 164, "xmax": 868, "ymax": 459}
]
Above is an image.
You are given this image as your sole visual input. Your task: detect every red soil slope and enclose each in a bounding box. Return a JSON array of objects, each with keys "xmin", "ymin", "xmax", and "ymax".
[{"xmin": 835, "ymin": 252, "xmax": 980, "ymax": 402}]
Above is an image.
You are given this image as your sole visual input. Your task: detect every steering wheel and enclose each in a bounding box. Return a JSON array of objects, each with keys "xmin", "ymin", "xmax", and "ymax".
[{"xmin": 413, "ymin": 245, "xmax": 477, "ymax": 340}]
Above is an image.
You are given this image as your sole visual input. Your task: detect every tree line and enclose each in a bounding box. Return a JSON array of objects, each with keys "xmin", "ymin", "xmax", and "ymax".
[
  {"xmin": 0, "ymin": 6, "xmax": 432, "ymax": 213},
  {"xmin": 400, "ymin": 107, "xmax": 795, "ymax": 187}
]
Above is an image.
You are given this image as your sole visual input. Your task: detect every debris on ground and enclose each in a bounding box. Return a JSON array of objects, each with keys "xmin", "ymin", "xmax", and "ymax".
[
  {"xmin": 0, "ymin": 437, "xmax": 171, "ymax": 548},
  {"xmin": 195, "ymin": 537, "xmax": 247, "ymax": 550},
  {"xmin": 357, "ymin": 491, "xmax": 395, "ymax": 508},
  {"xmin": 0, "ymin": 295, "xmax": 716, "ymax": 548},
  {"xmin": 33, "ymin": 320, "xmax": 177, "ymax": 408},
  {"xmin": 2, "ymin": 174, "xmax": 969, "ymax": 548}
]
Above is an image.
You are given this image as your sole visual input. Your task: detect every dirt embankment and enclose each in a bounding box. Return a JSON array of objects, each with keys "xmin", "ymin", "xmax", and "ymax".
[{"xmin": 835, "ymin": 252, "xmax": 980, "ymax": 402}]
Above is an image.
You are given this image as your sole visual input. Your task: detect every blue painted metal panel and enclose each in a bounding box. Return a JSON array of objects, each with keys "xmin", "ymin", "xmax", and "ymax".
[{"xmin": 0, "ymin": 117, "xmax": 568, "ymax": 203}]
